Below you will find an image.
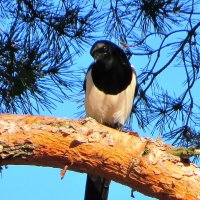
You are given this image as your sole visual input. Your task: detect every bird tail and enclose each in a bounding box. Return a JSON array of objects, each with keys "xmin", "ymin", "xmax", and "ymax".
[{"xmin": 84, "ymin": 174, "xmax": 111, "ymax": 200}]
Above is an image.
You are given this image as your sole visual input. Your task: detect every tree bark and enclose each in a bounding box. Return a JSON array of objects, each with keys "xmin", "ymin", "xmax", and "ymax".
[{"xmin": 0, "ymin": 114, "xmax": 199, "ymax": 200}]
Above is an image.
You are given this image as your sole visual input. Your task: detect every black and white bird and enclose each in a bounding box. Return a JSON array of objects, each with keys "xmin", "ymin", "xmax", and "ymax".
[{"xmin": 84, "ymin": 40, "xmax": 137, "ymax": 200}]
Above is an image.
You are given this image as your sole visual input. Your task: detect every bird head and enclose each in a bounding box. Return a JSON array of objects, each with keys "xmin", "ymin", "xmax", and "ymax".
[{"xmin": 90, "ymin": 40, "xmax": 129, "ymax": 69}]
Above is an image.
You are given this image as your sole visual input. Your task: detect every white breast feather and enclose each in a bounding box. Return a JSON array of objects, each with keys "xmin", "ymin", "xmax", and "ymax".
[{"xmin": 85, "ymin": 69, "xmax": 136, "ymax": 126}]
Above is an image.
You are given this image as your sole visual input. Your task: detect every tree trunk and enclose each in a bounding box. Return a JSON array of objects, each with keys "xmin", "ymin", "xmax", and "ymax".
[{"xmin": 0, "ymin": 114, "xmax": 199, "ymax": 200}]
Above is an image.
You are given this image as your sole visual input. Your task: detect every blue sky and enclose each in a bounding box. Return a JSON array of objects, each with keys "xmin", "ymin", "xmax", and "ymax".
[
  {"xmin": 1, "ymin": 1, "xmax": 200, "ymax": 198},
  {"xmin": 1, "ymin": 37, "xmax": 199, "ymax": 200},
  {"xmin": 0, "ymin": 41, "xmax": 157, "ymax": 200},
  {"xmin": 1, "ymin": 36, "xmax": 200, "ymax": 200}
]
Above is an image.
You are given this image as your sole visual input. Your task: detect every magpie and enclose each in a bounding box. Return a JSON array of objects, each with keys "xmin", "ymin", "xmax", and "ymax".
[{"xmin": 84, "ymin": 40, "xmax": 137, "ymax": 200}]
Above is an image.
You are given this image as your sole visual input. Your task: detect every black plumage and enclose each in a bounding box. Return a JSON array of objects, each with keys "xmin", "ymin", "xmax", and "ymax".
[{"xmin": 84, "ymin": 40, "xmax": 137, "ymax": 200}]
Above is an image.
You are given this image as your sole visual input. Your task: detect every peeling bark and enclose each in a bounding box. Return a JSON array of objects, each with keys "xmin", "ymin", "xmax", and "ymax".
[{"xmin": 0, "ymin": 114, "xmax": 200, "ymax": 200}]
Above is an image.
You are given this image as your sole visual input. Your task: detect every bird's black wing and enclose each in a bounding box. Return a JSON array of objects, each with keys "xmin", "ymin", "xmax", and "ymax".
[{"xmin": 132, "ymin": 67, "xmax": 138, "ymax": 99}]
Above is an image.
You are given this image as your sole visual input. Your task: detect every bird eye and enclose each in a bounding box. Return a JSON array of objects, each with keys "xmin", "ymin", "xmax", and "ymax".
[{"xmin": 103, "ymin": 46, "xmax": 108, "ymax": 51}]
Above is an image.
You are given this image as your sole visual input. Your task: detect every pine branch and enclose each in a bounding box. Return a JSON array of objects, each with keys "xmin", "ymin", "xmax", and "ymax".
[
  {"xmin": 167, "ymin": 146, "xmax": 200, "ymax": 159},
  {"xmin": 0, "ymin": 114, "xmax": 200, "ymax": 200}
]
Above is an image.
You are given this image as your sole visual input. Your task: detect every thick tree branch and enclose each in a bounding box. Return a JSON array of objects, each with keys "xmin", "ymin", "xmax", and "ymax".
[{"xmin": 0, "ymin": 114, "xmax": 200, "ymax": 200}]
